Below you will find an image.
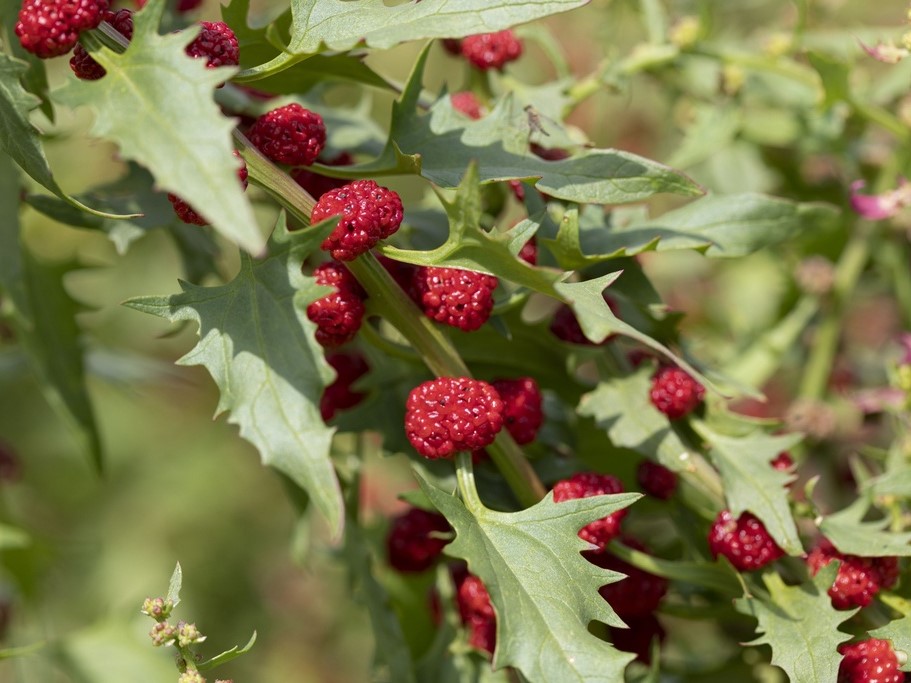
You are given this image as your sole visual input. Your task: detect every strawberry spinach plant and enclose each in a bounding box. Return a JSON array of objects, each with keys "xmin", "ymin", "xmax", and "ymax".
[{"xmin": 2, "ymin": 0, "xmax": 911, "ymax": 681}]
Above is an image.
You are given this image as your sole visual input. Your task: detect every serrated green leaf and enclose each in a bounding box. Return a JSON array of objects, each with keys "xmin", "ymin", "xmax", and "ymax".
[
  {"xmin": 197, "ymin": 631, "xmax": 256, "ymax": 671},
  {"xmin": 817, "ymin": 496, "xmax": 911, "ymax": 557},
  {"xmin": 239, "ymin": 0, "xmax": 589, "ymax": 80},
  {"xmin": 869, "ymin": 615, "xmax": 911, "ymax": 671},
  {"xmin": 694, "ymin": 424, "xmax": 802, "ymax": 555},
  {"xmin": 167, "ymin": 562, "xmax": 182, "ymax": 606},
  {"xmin": 53, "ymin": 0, "xmax": 264, "ymax": 254},
  {"xmin": 0, "ymin": 53, "xmax": 124, "ymax": 218},
  {"xmin": 124, "ymin": 218, "xmax": 344, "ymax": 536},
  {"xmin": 421, "ymin": 477, "xmax": 639, "ymax": 683},
  {"xmin": 734, "ymin": 564, "xmax": 855, "ymax": 683}
]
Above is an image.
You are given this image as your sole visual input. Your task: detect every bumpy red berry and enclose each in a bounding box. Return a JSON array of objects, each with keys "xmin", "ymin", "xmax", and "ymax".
[
  {"xmin": 530, "ymin": 143, "xmax": 570, "ymax": 161},
  {"xmin": 248, "ymin": 103, "xmax": 326, "ymax": 166},
  {"xmin": 292, "ymin": 152, "xmax": 354, "ymax": 200},
  {"xmin": 518, "ymin": 237, "xmax": 537, "ymax": 265},
  {"xmin": 386, "ymin": 507, "xmax": 451, "ymax": 573},
  {"xmin": 460, "ymin": 30, "xmax": 523, "ymax": 70},
  {"xmin": 404, "ymin": 377, "xmax": 504, "ymax": 459},
  {"xmin": 807, "ymin": 539, "xmax": 899, "ymax": 610},
  {"xmin": 838, "ymin": 639, "xmax": 904, "ymax": 683},
  {"xmin": 310, "ymin": 180, "xmax": 403, "ymax": 261},
  {"xmin": 17, "ymin": 0, "xmax": 108, "ymax": 58},
  {"xmin": 410, "ymin": 266, "xmax": 499, "ymax": 332},
  {"xmin": 553, "ymin": 472, "xmax": 628, "ymax": 549},
  {"xmin": 455, "ymin": 573, "xmax": 496, "ymax": 655},
  {"xmin": 708, "ymin": 510, "xmax": 784, "ymax": 572},
  {"xmin": 320, "ymin": 352, "xmax": 368, "ymax": 421},
  {"xmin": 491, "ymin": 377, "xmax": 543, "ymax": 445},
  {"xmin": 637, "ymin": 460, "xmax": 677, "ymax": 500},
  {"xmin": 168, "ymin": 151, "xmax": 248, "ymax": 225},
  {"xmin": 586, "ymin": 538, "xmax": 668, "ymax": 618},
  {"xmin": 69, "ymin": 8, "xmax": 132, "ymax": 80},
  {"xmin": 608, "ymin": 614, "xmax": 666, "ymax": 665},
  {"xmin": 451, "ymin": 91, "xmax": 484, "ymax": 120},
  {"xmin": 771, "ymin": 451, "xmax": 794, "ymax": 471},
  {"xmin": 306, "ymin": 261, "xmax": 366, "ymax": 348},
  {"xmin": 649, "ymin": 365, "xmax": 705, "ymax": 419},
  {"xmin": 185, "ymin": 21, "xmax": 239, "ymax": 70}
]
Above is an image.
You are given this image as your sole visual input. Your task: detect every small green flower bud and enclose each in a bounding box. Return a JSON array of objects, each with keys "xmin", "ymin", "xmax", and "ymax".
[
  {"xmin": 150, "ymin": 621, "xmax": 178, "ymax": 647},
  {"xmin": 176, "ymin": 621, "xmax": 207, "ymax": 648},
  {"xmin": 141, "ymin": 597, "xmax": 173, "ymax": 621},
  {"xmin": 669, "ymin": 16, "xmax": 701, "ymax": 49},
  {"xmin": 178, "ymin": 671, "xmax": 206, "ymax": 683}
]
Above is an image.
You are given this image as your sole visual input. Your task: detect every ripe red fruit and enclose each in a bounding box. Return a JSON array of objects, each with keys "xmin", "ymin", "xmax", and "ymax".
[
  {"xmin": 185, "ymin": 21, "xmax": 239, "ymax": 70},
  {"xmin": 404, "ymin": 377, "xmax": 504, "ymax": 459},
  {"xmin": 410, "ymin": 266, "xmax": 499, "ymax": 332},
  {"xmin": 455, "ymin": 573, "xmax": 496, "ymax": 655},
  {"xmin": 838, "ymin": 639, "xmax": 904, "ymax": 683},
  {"xmin": 491, "ymin": 377, "xmax": 543, "ymax": 445},
  {"xmin": 552, "ymin": 472, "xmax": 628, "ymax": 550},
  {"xmin": 550, "ymin": 295, "xmax": 619, "ymax": 345},
  {"xmin": 386, "ymin": 507, "xmax": 451, "ymax": 573},
  {"xmin": 310, "ymin": 180, "xmax": 404, "ymax": 261},
  {"xmin": 451, "ymin": 91, "xmax": 484, "ymax": 120},
  {"xmin": 440, "ymin": 38, "xmax": 462, "ymax": 56},
  {"xmin": 586, "ymin": 538, "xmax": 668, "ymax": 619},
  {"xmin": 708, "ymin": 510, "xmax": 784, "ymax": 572},
  {"xmin": 291, "ymin": 152, "xmax": 354, "ymax": 200},
  {"xmin": 16, "ymin": 0, "xmax": 108, "ymax": 58},
  {"xmin": 319, "ymin": 352, "xmax": 368, "ymax": 421},
  {"xmin": 771, "ymin": 451, "xmax": 794, "ymax": 471},
  {"xmin": 649, "ymin": 365, "xmax": 705, "ymax": 419},
  {"xmin": 247, "ymin": 103, "xmax": 326, "ymax": 166},
  {"xmin": 530, "ymin": 143, "xmax": 570, "ymax": 161},
  {"xmin": 518, "ymin": 237, "xmax": 537, "ymax": 265},
  {"xmin": 806, "ymin": 539, "xmax": 899, "ymax": 610},
  {"xmin": 608, "ymin": 614, "xmax": 666, "ymax": 665},
  {"xmin": 460, "ymin": 30, "xmax": 523, "ymax": 70},
  {"xmin": 636, "ymin": 460, "xmax": 677, "ymax": 500},
  {"xmin": 306, "ymin": 261, "xmax": 366, "ymax": 348},
  {"xmin": 69, "ymin": 8, "xmax": 132, "ymax": 80},
  {"xmin": 168, "ymin": 151, "xmax": 248, "ymax": 225}
]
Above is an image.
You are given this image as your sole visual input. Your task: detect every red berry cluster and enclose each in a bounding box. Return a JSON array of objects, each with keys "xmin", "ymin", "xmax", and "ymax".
[
  {"xmin": 168, "ymin": 151, "xmax": 248, "ymax": 226},
  {"xmin": 459, "ymin": 30, "xmax": 523, "ymax": 70},
  {"xmin": 292, "ymin": 152, "xmax": 354, "ymax": 200},
  {"xmin": 806, "ymin": 539, "xmax": 899, "ymax": 610},
  {"xmin": 16, "ymin": 0, "xmax": 108, "ymax": 58},
  {"xmin": 708, "ymin": 510, "xmax": 784, "ymax": 572},
  {"xmin": 404, "ymin": 377, "xmax": 504, "ymax": 459},
  {"xmin": 491, "ymin": 377, "xmax": 543, "ymax": 445},
  {"xmin": 409, "ymin": 266, "xmax": 499, "ymax": 332},
  {"xmin": 69, "ymin": 8, "xmax": 132, "ymax": 80},
  {"xmin": 451, "ymin": 91, "xmax": 484, "ymax": 120},
  {"xmin": 455, "ymin": 572, "xmax": 497, "ymax": 655},
  {"xmin": 649, "ymin": 365, "xmax": 705, "ymax": 419},
  {"xmin": 306, "ymin": 261, "xmax": 367, "ymax": 348},
  {"xmin": 838, "ymin": 638, "xmax": 905, "ymax": 683},
  {"xmin": 637, "ymin": 460, "xmax": 677, "ymax": 500},
  {"xmin": 552, "ymin": 472, "xmax": 628, "ymax": 550},
  {"xmin": 385, "ymin": 507, "xmax": 451, "ymax": 573},
  {"xmin": 319, "ymin": 352, "xmax": 368, "ymax": 421},
  {"xmin": 248, "ymin": 103, "xmax": 326, "ymax": 166},
  {"xmin": 185, "ymin": 21, "xmax": 239, "ymax": 71}
]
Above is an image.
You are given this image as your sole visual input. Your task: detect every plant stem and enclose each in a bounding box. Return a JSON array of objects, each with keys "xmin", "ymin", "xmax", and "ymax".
[{"xmin": 456, "ymin": 452, "xmax": 485, "ymax": 514}]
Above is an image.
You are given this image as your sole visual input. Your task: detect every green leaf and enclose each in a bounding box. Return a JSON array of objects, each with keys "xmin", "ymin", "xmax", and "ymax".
[
  {"xmin": 166, "ymin": 562, "xmax": 182, "ymax": 606},
  {"xmin": 869, "ymin": 616, "xmax": 911, "ymax": 671},
  {"xmin": 421, "ymin": 477, "xmax": 639, "ymax": 683},
  {"xmin": 123, "ymin": 218, "xmax": 345, "ymax": 536},
  {"xmin": 0, "ymin": 522, "xmax": 31, "ymax": 550},
  {"xmin": 666, "ymin": 104, "xmax": 741, "ymax": 169},
  {"xmin": 0, "ymin": 53, "xmax": 125, "ymax": 218},
  {"xmin": 197, "ymin": 631, "xmax": 257, "ymax": 671},
  {"xmin": 694, "ymin": 424, "xmax": 803, "ymax": 555},
  {"xmin": 734, "ymin": 564, "xmax": 855, "ymax": 683},
  {"xmin": 817, "ymin": 497, "xmax": 911, "ymax": 557},
  {"xmin": 238, "ymin": 0, "xmax": 589, "ymax": 80},
  {"xmin": 382, "ymin": 50, "xmax": 700, "ymax": 204},
  {"xmin": 53, "ymin": 0, "xmax": 265, "ymax": 255}
]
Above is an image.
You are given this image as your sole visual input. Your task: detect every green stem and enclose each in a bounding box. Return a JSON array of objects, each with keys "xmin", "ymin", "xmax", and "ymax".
[
  {"xmin": 456, "ymin": 452, "xmax": 485, "ymax": 514},
  {"xmin": 798, "ymin": 225, "xmax": 873, "ymax": 400},
  {"xmin": 234, "ymin": 130, "xmax": 316, "ymax": 221}
]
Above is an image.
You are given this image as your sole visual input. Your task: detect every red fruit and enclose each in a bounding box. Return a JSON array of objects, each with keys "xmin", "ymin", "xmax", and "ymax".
[
  {"xmin": 636, "ymin": 461, "xmax": 677, "ymax": 500},
  {"xmin": 319, "ymin": 352, "xmax": 368, "ymax": 421},
  {"xmin": 491, "ymin": 377, "xmax": 543, "ymax": 445},
  {"xmin": 16, "ymin": 0, "xmax": 108, "ymax": 58},
  {"xmin": 291, "ymin": 152, "xmax": 354, "ymax": 200},
  {"xmin": 460, "ymin": 30, "xmax": 523, "ymax": 70},
  {"xmin": 248, "ymin": 103, "xmax": 326, "ymax": 166},
  {"xmin": 550, "ymin": 296, "xmax": 619, "ymax": 345},
  {"xmin": 838, "ymin": 639, "xmax": 904, "ymax": 683},
  {"xmin": 771, "ymin": 451, "xmax": 794, "ymax": 471},
  {"xmin": 404, "ymin": 377, "xmax": 504, "ymax": 459},
  {"xmin": 518, "ymin": 237, "xmax": 537, "ymax": 265},
  {"xmin": 530, "ymin": 143, "xmax": 570, "ymax": 161},
  {"xmin": 168, "ymin": 151, "xmax": 248, "ymax": 225},
  {"xmin": 608, "ymin": 614, "xmax": 666, "ymax": 665},
  {"xmin": 377, "ymin": 255, "xmax": 415, "ymax": 291},
  {"xmin": 310, "ymin": 180, "xmax": 403, "ymax": 261},
  {"xmin": 508, "ymin": 179, "xmax": 525, "ymax": 202},
  {"xmin": 69, "ymin": 8, "xmax": 132, "ymax": 80},
  {"xmin": 410, "ymin": 266, "xmax": 498, "ymax": 332},
  {"xmin": 175, "ymin": 0, "xmax": 202, "ymax": 11},
  {"xmin": 708, "ymin": 510, "xmax": 784, "ymax": 572},
  {"xmin": 649, "ymin": 366, "xmax": 705, "ymax": 419},
  {"xmin": 586, "ymin": 538, "xmax": 668, "ymax": 619},
  {"xmin": 451, "ymin": 91, "xmax": 484, "ymax": 120},
  {"xmin": 807, "ymin": 539, "xmax": 899, "ymax": 610},
  {"xmin": 185, "ymin": 21, "xmax": 239, "ymax": 70},
  {"xmin": 386, "ymin": 507, "xmax": 451, "ymax": 573},
  {"xmin": 455, "ymin": 573, "xmax": 496, "ymax": 655},
  {"xmin": 306, "ymin": 261, "xmax": 366, "ymax": 348},
  {"xmin": 440, "ymin": 38, "xmax": 462, "ymax": 56},
  {"xmin": 552, "ymin": 472, "xmax": 628, "ymax": 550}
]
